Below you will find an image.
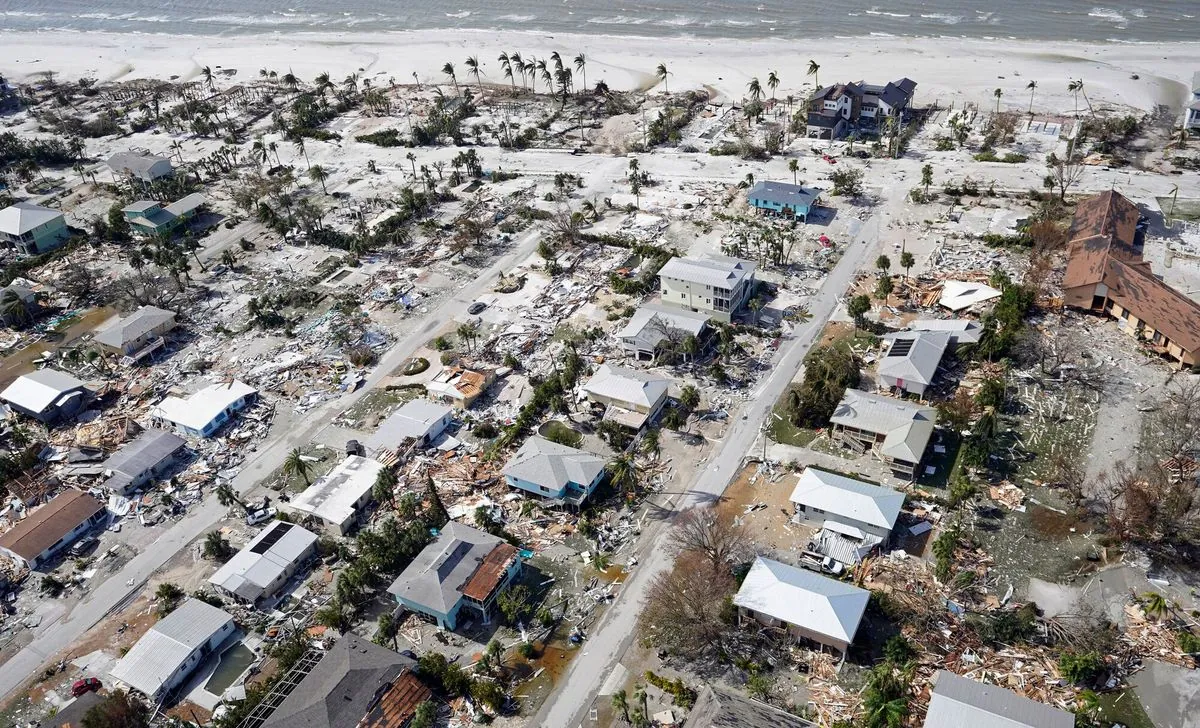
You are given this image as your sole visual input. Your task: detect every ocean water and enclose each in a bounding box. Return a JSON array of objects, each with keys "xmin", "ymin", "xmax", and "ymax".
[{"xmin": 0, "ymin": 0, "xmax": 1198, "ymax": 41}]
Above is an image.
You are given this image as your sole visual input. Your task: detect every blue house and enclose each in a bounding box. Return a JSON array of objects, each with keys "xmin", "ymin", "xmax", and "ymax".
[
  {"xmin": 387, "ymin": 522, "xmax": 522, "ymax": 630},
  {"xmin": 747, "ymin": 181, "xmax": 822, "ymax": 222},
  {"xmin": 502, "ymin": 435, "xmax": 606, "ymax": 506}
]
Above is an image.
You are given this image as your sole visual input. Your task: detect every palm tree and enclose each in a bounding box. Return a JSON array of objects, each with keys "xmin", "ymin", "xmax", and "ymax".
[
  {"xmin": 1026, "ymin": 80, "xmax": 1037, "ymax": 113},
  {"xmin": 283, "ymin": 448, "xmax": 313, "ymax": 485},
  {"xmin": 293, "ymin": 137, "xmax": 310, "ymax": 169},
  {"xmin": 1074, "ymin": 78, "xmax": 1094, "ymax": 116},
  {"xmin": 1142, "ymin": 591, "xmax": 1169, "ymax": 621},
  {"xmin": 611, "ymin": 690, "xmax": 630, "ymax": 724},
  {"xmin": 405, "ymin": 151, "xmax": 417, "ymax": 178},
  {"xmin": 993, "ymin": 87, "xmax": 1003, "ymax": 113},
  {"xmin": 308, "ymin": 164, "xmax": 329, "ymax": 194},
  {"xmin": 373, "ymin": 468, "xmax": 398, "ymax": 507},
  {"xmin": 442, "ymin": 62, "xmax": 459, "ymax": 95},
  {"xmin": 525, "ymin": 57, "xmax": 538, "ymax": 93},
  {"xmin": 806, "ymin": 59, "xmax": 821, "ymax": 93},
  {"xmin": 268, "ymin": 141, "xmax": 280, "ymax": 166},
  {"xmin": 465, "ymin": 56, "xmax": 484, "ymax": 93},
  {"xmin": 281, "ymin": 70, "xmax": 299, "ymax": 93},
  {"xmin": 766, "ymin": 70, "xmax": 780, "ymax": 102},
  {"xmin": 498, "ymin": 52, "xmax": 514, "ymax": 94},
  {"xmin": 201, "ymin": 65, "xmax": 215, "ymax": 92},
  {"xmin": 900, "ymin": 250, "xmax": 915, "ymax": 281},
  {"xmin": 747, "ymin": 77, "xmax": 763, "ymax": 102},
  {"xmin": 375, "ymin": 612, "xmax": 399, "ymax": 649},
  {"xmin": 921, "ymin": 163, "xmax": 933, "ymax": 194},
  {"xmin": 574, "ymin": 53, "xmax": 587, "ymax": 93},
  {"xmin": 655, "ymin": 63, "xmax": 670, "ymax": 94},
  {"xmin": 788, "ymin": 158, "xmax": 799, "ymax": 185},
  {"xmin": 633, "ymin": 685, "xmax": 648, "ymax": 723},
  {"xmin": 314, "ymin": 71, "xmax": 332, "ymax": 97},
  {"xmin": 607, "ymin": 454, "xmax": 639, "ymax": 497},
  {"xmin": 1068, "ymin": 79, "xmax": 1083, "ymax": 117},
  {"xmin": 214, "ymin": 483, "xmax": 246, "ymax": 513}
]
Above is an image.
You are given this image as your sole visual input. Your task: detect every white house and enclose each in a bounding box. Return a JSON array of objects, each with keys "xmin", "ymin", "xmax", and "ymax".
[
  {"xmin": 0, "ymin": 202, "xmax": 70, "ymax": 255},
  {"xmin": 109, "ymin": 598, "xmax": 235, "ymax": 701},
  {"xmin": 657, "ymin": 256, "xmax": 756, "ymax": 323},
  {"xmin": 733, "ymin": 557, "xmax": 869, "ymax": 654},
  {"xmin": 365, "ymin": 399, "xmax": 454, "ymax": 456},
  {"xmin": 101, "ymin": 428, "xmax": 187, "ymax": 495},
  {"xmin": 789, "ymin": 468, "xmax": 904, "ymax": 542},
  {"xmin": 829, "ymin": 389, "xmax": 937, "ymax": 479},
  {"xmin": 925, "ymin": 671, "xmax": 1074, "ymax": 728},
  {"xmin": 877, "ymin": 331, "xmax": 951, "ymax": 397},
  {"xmin": 94, "ymin": 306, "xmax": 177, "ymax": 359},
  {"xmin": 209, "ymin": 520, "xmax": 318, "ymax": 606},
  {"xmin": 581, "ymin": 364, "xmax": 670, "ymax": 430},
  {"xmin": 1186, "ymin": 71, "xmax": 1200, "ymax": 130},
  {"xmin": 616, "ymin": 303, "xmax": 710, "ymax": 362},
  {"xmin": 149, "ymin": 381, "xmax": 258, "ymax": 438},
  {"xmin": 0, "ymin": 369, "xmax": 92, "ymax": 425},
  {"xmin": 285, "ymin": 455, "xmax": 384, "ymax": 535}
]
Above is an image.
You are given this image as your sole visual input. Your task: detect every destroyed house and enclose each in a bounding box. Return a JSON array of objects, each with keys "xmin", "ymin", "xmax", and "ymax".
[
  {"xmin": 682, "ymin": 686, "xmax": 815, "ymax": 728},
  {"xmin": 581, "ymin": 364, "xmax": 670, "ymax": 430},
  {"xmin": 502, "ymin": 435, "xmax": 606, "ymax": 505},
  {"xmin": 426, "ymin": 366, "xmax": 494, "ymax": 409},
  {"xmin": 829, "ymin": 389, "xmax": 936, "ymax": 479},
  {"xmin": 1062, "ymin": 190, "xmax": 1200, "ymax": 367},
  {"xmin": 101, "ymin": 428, "xmax": 187, "ymax": 495},
  {"xmin": 209, "ymin": 520, "xmax": 318, "ymax": 606},
  {"xmin": 365, "ymin": 399, "xmax": 454, "ymax": 456},
  {"xmin": 387, "ymin": 521, "xmax": 521, "ymax": 630},
  {"xmin": 0, "ymin": 489, "xmax": 107, "ymax": 570},
  {"xmin": 107, "ymin": 151, "xmax": 173, "ymax": 182},
  {"xmin": 149, "ymin": 380, "xmax": 257, "ymax": 438},
  {"xmin": 877, "ymin": 330, "xmax": 951, "ymax": 397},
  {"xmin": 789, "ymin": 467, "xmax": 903, "ymax": 542},
  {"xmin": 616, "ymin": 303, "xmax": 710, "ymax": 362},
  {"xmin": 924, "ymin": 670, "xmax": 1074, "ymax": 728},
  {"xmin": 733, "ymin": 557, "xmax": 868, "ymax": 654},
  {"xmin": 0, "ymin": 368, "xmax": 91, "ymax": 425},
  {"xmin": 258, "ymin": 635, "xmax": 427, "ymax": 728},
  {"xmin": 285, "ymin": 455, "xmax": 384, "ymax": 535},
  {"xmin": 747, "ymin": 181, "xmax": 822, "ymax": 222},
  {"xmin": 93, "ymin": 305, "xmax": 176, "ymax": 359},
  {"xmin": 658, "ymin": 256, "xmax": 756, "ymax": 323},
  {"xmin": 109, "ymin": 598, "xmax": 235, "ymax": 701}
]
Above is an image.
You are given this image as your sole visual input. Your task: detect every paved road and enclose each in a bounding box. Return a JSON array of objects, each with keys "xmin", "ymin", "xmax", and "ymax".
[
  {"xmin": 0, "ymin": 229, "xmax": 543, "ymax": 703},
  {"xmin": 533, "ymin": 213, "xmax": 879, "ymax": 728}
]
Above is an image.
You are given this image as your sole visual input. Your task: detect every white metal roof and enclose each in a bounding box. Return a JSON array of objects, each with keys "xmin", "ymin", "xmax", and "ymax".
[
  {"xmin": 94, "ymin": 306, "xmax": 176, "ymax": 349},
  {"xmin": 939, "ymin": 280, "xmax": 1001, "ymax": 311},
  {"xmin": 582, "ymin": 364, "xmax": 670, "ymax": 409},
  {"xmin": 502, "ymin": 435, "xmax": 606, "ymax": 491},
  {"xmin": 658, "ymin": 256, "xmax": 756, "ymax": 289},
  {"xmin": 925, "ymin": 671, "xmax": 1074, "ymax": 728},
  {"xmin": 905, "ymin": 319, "xmax": 983, "ymax": 345},
  {"xmin": 0, "ymin": 369, "xmax": 87, "ymax": 413},
  {"xmin": 830, "ymin": 389, "xmax": 937, "ymax": 463},
  {"xmin": 877, "ymin": 331, "xmax": 951, "ymax": 388},
  {"xmin": 109, "ymin": 598, "xmax": 233, "ymax": 697},
  {"xmin": 288, "ymin": 455, "xmax": 383, "ymax": 527},
  {"xmin": 0, "ymin": 202, "xmax": 63, "ymax": 236},
  {"xmin": 209, "ymin": 520, "xmax": 318, "ymax": 601},
  {"xmin": 789, "ymin": 468, "xmax": 904, "ymax": 530},
  {"xmin": 149, "ymin": 380, "xmax": 256, "ymax": 433},
  {"xmin": 364, "ymin": 399, "xmax": 453, "ymax": 451},
  {"xmin": 733, "ymin": 557, "xmax": 868, "ymax": 644},
  {"xmin": 616, "ymin": 303, "xmax": 710, "ymax": 345}
]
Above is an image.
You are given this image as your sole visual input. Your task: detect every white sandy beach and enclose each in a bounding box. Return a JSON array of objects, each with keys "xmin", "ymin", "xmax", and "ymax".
[{"xmin": 3, "ymin": 29, "xmax": 1199, "ymax": 117}]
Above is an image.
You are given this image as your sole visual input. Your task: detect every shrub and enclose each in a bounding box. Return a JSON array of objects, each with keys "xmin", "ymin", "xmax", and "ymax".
[
  {"xmin": 645, "ymin": 671, "xmax": 697, "ymax": 708},
  {"xmin": 1059, "ymin": 651, "xmax": 1105, "ymax": 684},
  {"xmin": 355, "ymin": 129, "xmax": 407, "ymax": 147}
]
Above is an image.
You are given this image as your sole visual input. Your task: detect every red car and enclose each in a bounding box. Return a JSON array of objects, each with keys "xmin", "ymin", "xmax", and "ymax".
[{"xmin": 72, "ymin": 678, "xmax": 101, "ymax": 697}]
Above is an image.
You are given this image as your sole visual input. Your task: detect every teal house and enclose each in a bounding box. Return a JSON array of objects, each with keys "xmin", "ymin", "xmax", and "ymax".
[
  {"xmin": 123, "ymin": 193, "xmax": 205, "ymax": 238},
  {"xmin": 747, "ymin": 181, "xmax": 821, "ymax": 222},
  {"xmin": 0, "ymin": 202, "xmax": 70, "ymax": 255},
  {"xmin": 387, "ymin": 521, "xmax": 521, "ymax": 630},
  {"xmin": 502, "ymin": 435, "xmax": 606, "ymax": 506}
]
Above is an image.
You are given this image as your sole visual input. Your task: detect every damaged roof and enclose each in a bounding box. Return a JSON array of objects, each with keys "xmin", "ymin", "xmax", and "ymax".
[
  {"xmin": 1063, "ymin": 190, "xmax": 1142, "ymax": 290},
  {"xmin": 94, "ymin": 306, "xmax": 176, "ymax": 349},
  {"xmin": 925, "ymin": 671, "xmax": 1074, "ymax": 728},
  {"xmin": 0, "ymin": 489, "xmax": 106, "ymax": 562},
  {"xmin": 387, "ymin": 521, "xmax": 512, "ymax": 615},
  {"xmin": 0, "ymin": 369, "xmax": 88, "ymax": 414}
]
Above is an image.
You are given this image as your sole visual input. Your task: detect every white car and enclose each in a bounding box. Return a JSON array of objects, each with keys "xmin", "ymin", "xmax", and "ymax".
[{"xmin": 245, "ymin": 508, "xmax": 277, "ymax": 526}]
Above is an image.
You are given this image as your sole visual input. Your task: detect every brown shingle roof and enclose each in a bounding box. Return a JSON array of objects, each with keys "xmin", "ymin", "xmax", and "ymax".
[
  {"xmin": 461, "ymin": 543, "xmax": 518, "ymax": 602},
  {"xmin": 0, "ymin": 490, "xmax": 105, "ymax": 561},
  {"xmin": 1063, "ymin": 191, "xmax": 1142, "ymax": 289},
  {"xmin": 360, "ymin": 670, "xmax": 432, "ymax": 728},
  {"xmin": 1105, "ymin": 259, "xmax": 1200, "ymax": 355}
]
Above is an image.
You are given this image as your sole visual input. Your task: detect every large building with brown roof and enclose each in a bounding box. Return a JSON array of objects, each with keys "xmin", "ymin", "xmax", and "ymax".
[
  {"xmin": 1063, "ymin": 191, "xmax": 1200, "ymax": 367},
  {"xmin": 0, "ymin": 490, "xmax": 107, "ymax": 570}
]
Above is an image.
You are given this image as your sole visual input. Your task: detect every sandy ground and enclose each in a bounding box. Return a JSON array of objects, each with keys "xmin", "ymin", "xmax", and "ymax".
[{"xmin": 2, "ymin": 30, "xmax": 1198, "ymax": 117}]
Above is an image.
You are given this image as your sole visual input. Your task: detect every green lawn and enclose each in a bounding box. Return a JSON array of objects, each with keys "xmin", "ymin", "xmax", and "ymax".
[
  {"xmin": 1094, "ymin": 689, "xmax": 1154, "ymax": 728},
  {"xmin": 767, "ymin": 397, "xmax": 818, "ymax": 447}
]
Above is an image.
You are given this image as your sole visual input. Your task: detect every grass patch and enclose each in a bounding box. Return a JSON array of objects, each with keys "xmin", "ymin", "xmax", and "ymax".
[
  {"xmin": 266, "ymin": 445, "xmax": 338, "ymax": 493},
  {"xmin": 541, "ymin": 420, "xmax": 583, "ymax": 449},
  {"xmin": 341, "ymin": 387, "xmax": 423, "ymax": 429},
  {"xmin": 767, "ymin": 396, "xmax": 819, "ymax": 447},
  {"xmin": 1093, "ymin": 689, "xmax": 1155, "ymax": 728}
]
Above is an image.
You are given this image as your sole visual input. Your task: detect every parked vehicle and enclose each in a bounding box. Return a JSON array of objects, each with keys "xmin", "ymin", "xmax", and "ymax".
[
  {"xmin": 72, "ymin": 678, "xmax": 102, "ymax": 696},
  {"xmin": 467, "ymin": 301, "xmax": 487, "ymax": 315},
  {"xmin": 68, "ymin": 535, "xmax": 99, "ymax": 558},
  {"xmin": 245, "ymin": 507, "xmax": 277, "ymax": 526},
  {"xmin": 799, "ymin": 550, "xmax": 845, "ymax": 576}
]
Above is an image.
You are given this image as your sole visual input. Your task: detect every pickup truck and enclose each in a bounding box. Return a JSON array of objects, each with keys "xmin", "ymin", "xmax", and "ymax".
[{"xmin": 799, "ymin": 550, "xmax": 845, "ymax": 577}]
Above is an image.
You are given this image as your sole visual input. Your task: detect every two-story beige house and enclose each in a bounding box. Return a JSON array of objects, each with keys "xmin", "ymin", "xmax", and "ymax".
[{"xmin": 657, "ymin": 256, "xmax": 756, "ymax": 323}]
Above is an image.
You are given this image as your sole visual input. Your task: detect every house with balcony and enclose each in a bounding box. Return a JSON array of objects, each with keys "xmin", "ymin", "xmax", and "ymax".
[
  {"xmin": 616, "ymin": 303, "xmax": 710, "ymax": 362},
  {"xmin": 0, "ymin": 202, "xmax": 70, "ymax": 255},
  {"xmin": 658, "ymin": 255, "xmax": 756, "ymax": 323},
  {"xmin": 805, "ymin": 78, "xmax": 916, "ymax": 140},
  {"xmin": 122, "ymin": 193, "xmax": 205, "ymax": 238},
  {"xmin": 828, "ymin": 389, "xmax": 936, "ymax": 479},
  {"xmin": 747, "ymin": 181, "xmax": 822, "ymax": 222},
  {"xmin": 581, "ymin": 364, "xmax": 670, "ymax": 430},
  {"xmin": 503, "ymin": 435, "xmax": 606, "ymax": 506},
  {"xmin": 388, "ymin": 521, "xmax": 522, "ymax": 631},
  {"xmin": 94, "ymin": 306, "xmax": 177, "ymax": 361},
  {"xmin": 733, "ymin": 557, "xmax": 869, "ymax": 654}
]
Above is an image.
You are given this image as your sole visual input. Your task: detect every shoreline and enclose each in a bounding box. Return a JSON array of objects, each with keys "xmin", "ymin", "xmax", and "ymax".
[{"xmin": 4, "ymin": 29, "xmax": 1199, "ymax": 115}]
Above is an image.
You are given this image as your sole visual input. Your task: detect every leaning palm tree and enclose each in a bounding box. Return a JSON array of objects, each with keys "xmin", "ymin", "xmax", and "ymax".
[
  {"xmin": 574, "ymin": 53, "xmax": 587, "ymax": 93},
  {"xmin": 525, "ymin": 57, "xmax": 539, "ymax": 93},
  {"xmin": 510, "ymin": 51, "xmax": 526, "ymax": 91},
  {"xmin": 465, "ymin": 56, "xmax": 484, "ymax": 93},
  {"xmin": 308, "ymin": 164, "xmax": 329, "ymax": 194},
  {"xmin": 293, "ymin": 137, "xmax": 310, "ymax": 169},
  {"xmin": 1068, "ymin": 79, "xmax": 1083, "ymax": 117},
  {"xmin": 611, "ymin": 690, "xmax": 630, "ymax": 725},
  {"xmin": 747, "ymin": 77, "xmax": 763, "ymax": 102},
  {"xmin": 1026, "ymin": 80, "xmax": 1038, "ymax": 113},
  {"xmin": 214, "ymin": 483, "xmax": 247, "ymax": 513},
  {"xmin": 993, "ymin": 87, "xmax": 1003, "ymax": 114},
  {"xmin": 283, "ymin": 448, "xmax": 313, "ymax": 485},
  {"xmin": 788, "ymin": 157, "xmax": 799, "ymax": 185},
  {"xmin": 655, "ymin": 63, "xmax": 670, "ymax": 94},
  {"xmin": 806, "ymin": 59, "xmax": 821, "ymax": 92},
  {"xmin": 498, "ymin": 52, "xmax": 514, "ymax": 94},
  {"xmin": 607, "ymin": 454, "xmax": 639, "ymax": 497},
  {"xmin": 766, "ymin": 70, "xmax": 780, "ymax": 102},
  {"xmin": 201, "ymin": 65, "xmax": 215, "ymax": 92},
  {"xmin": 442, "ymin": 62, "xmax": 459, "ymax": 95}
]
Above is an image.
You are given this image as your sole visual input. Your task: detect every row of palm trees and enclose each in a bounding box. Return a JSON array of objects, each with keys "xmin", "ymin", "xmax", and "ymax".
[
  {"xmin": 994, "ymin": 79, "xmax": 1093, "ymax": 116},
  {"xmin": 444, "ymin": 51, "xmax": 589, "ymax": 104}
]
